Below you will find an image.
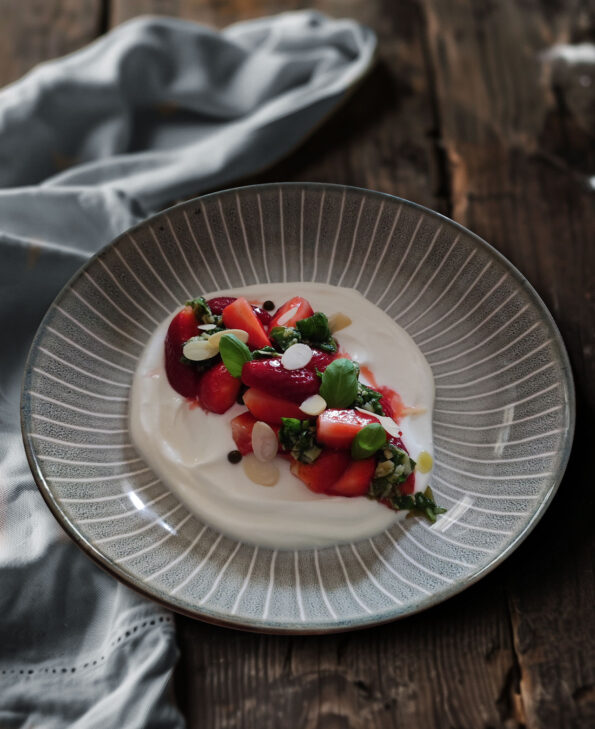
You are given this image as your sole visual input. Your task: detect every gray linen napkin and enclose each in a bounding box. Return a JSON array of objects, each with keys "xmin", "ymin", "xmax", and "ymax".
[{"xmin": 0, "ymin": 12, "xmax": 376, "ymax": 728}]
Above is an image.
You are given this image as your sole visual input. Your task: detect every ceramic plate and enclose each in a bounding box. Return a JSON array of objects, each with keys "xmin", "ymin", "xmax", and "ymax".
[{"xmin": 21, "ymin": 183, "xmax": 574, "ymax": 633}]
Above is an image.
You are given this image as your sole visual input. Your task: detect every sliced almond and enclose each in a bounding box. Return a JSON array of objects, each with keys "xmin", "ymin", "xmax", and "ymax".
[
  {"xmin": 354, "ymin": 407, "xmax": 402, "ymax": 439},
  {"xmin": 242, "ymin": 454, "xmax": 280, "ymax": 486},
  {"xmin": 299, "ymin": 394, "xmax": 327, "ymax": 416},
  {"xmin": 206, "ymin": 328, "xmax": 249, "ymax": 351},
  {"xmin": 183, "ymin": 338, "xmax": 217, "ymax": 361},
  {"xmin": 328, "ymin": 312, "xmax": 352, "ymax": 333},
  {"xmin": 198, "ymin": 323, "xmax": 218, "ymax": 331},
  {"xmin": 276, "ymin": 305, "xmax": 299, "ymax": 327},
  {"xmin": 281, "ymin": 343, "xmax": 313, "ymax": 370},
  {"xmin": 416, "ymin": 451, "xmax": 434, "ymax": 474},
  {"xmin": 401, "ymin": 405, "xmax": 427, "ymax": 417},
  {"xmin": 251, "ymin": 421, "xmax": 278, "ymax": 463}
]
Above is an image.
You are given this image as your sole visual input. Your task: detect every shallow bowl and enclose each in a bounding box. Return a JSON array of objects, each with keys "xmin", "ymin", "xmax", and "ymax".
[{"xmin": 21, "ymin": 183, "xmax": 574, "ymax": 632}]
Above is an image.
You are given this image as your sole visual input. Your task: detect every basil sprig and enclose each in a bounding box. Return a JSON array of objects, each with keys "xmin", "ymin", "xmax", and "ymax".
[
  {"xmin": 219, "ymin": 333, "xmax": 252, "ymax": 378},
  {"xmin": 351, "ymin": 423, "xmax": 387, "ymax": 460},
  {"xmin": 318, "ymin": 358, "xmax": 358, "ymax": 408}
]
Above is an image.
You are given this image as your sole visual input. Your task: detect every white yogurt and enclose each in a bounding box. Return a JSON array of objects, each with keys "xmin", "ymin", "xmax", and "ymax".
[{"xmin": 129, "ymin": 283, "xmax": 434, "ymax": 549}]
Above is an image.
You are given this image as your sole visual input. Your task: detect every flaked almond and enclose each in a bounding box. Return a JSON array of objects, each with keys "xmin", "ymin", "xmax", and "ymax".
[
  {"xmin": 401, "ymin": 405, "xmax": 427, "ymax": 417},
  {"xmin": 299, "ymin": 394, "xmax": 327, "ymax": 416},
  {"xmin": 416, "ymin": 451, "xmax": 434, "ymax": 474},
  {"xmin": 281, "ymin": 342, "xmax": 313, "ymax": 370},
  {"xmin": 198, "ymin": 323, "xmax": 218, "ymax": 331},
  {"xmin": 276, "ymin": 305, "xmax": 299, "ymax": 327},
  {"xmin": 328, "ymin": 312, "xmax": 352, "ymax": 333},
  {"xmin": 207, "ymin": 328, "xmax": 249, "ymax": 350},
  {"xmin": 242, "ymin": 454, "xmax": 279, "ymax": 486},
  {"xmin": 251, "ymin": 421, "xmax": 278, "ymax": 462},
  {"xmin": 354, "ymin": 407, "xmax": 401, "ymax": 439},
  {"xmin": 183, "ymin": 338, "xmax": 217, "ymax": 361}
]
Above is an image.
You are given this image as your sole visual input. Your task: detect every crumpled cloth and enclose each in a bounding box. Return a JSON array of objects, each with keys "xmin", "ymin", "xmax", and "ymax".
[{"xmin": 0, "ymin": 12, "xmax": 376, "ymax": 728}]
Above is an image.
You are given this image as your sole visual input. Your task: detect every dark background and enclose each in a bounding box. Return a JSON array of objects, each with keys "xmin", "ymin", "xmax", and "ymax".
[{"xmin": 2, "ymin": 1, "xmax": 594, "ymax": 727}]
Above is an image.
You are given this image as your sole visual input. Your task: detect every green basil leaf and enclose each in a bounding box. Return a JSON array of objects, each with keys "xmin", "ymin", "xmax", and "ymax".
[
  {"xmin": 296, "ymin": 312, "xmax": 330, "ymax": 341},
  {"xmin": 351, "ymin": 423, "xmax": 387, "ymax": 460},
  {"xmin": 219, "ymin": 333, "xmax": 252, "ymax": 378},
  {"xmin": 318, "ymin": 358, "xmax": 359, "ymax": 408}
]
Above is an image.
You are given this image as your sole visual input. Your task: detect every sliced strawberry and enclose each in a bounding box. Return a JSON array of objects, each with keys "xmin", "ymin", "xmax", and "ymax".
[
  {"xmin": 207, "ymin": 296, "xmax": 236, "ymax": 314},
  {"xmin": 290, "ymin": 450, "xmax": 351, "ymax": 494},
  {"xmin": 378, "ymin": 386, "xmax": 404, "ymax": 421},
  {"xmin": 230, "ymin": 411, "xmax": 280, "ymax": 454},
  {"xmin": 306, "ymin": 349, "xmax": 336, "ymax": 372},
  {"xmin": 400, "ymin": 472, "xmax": 415, "ymax": 495},
  {"xmin": 208, "ymin": 296, "xmax": 271, "ymax": 328},
  {"xmin": 269, "ymin": 296, "xmax": 314, "ymax": 330},
  {"xmin": 327, "ymin": 457, "xmax": 375, "ymax": 497},
  {"xmin": 222, "ymin": 297, "xmax": 270, "ymax": 349},
  {"xmin": 241, "ymin": 359, "xmax": 319, "ymax": 402},
  {"xmin": 197, "ymin": 362, "xmax": 241, "ymax": 414},
  {"xmin": 251, "ymin": 306, "xmax": 271, "ymax": 328},
  {"xmin": 316, "ymin": 409, "xmax": 379, "ymax": 450},
  {"xmin": 243, "ymin": 388, "xmax": 305, "ymax": 425},
  {"xmin": 164, "ymin": 306, "xmax": 200, "ymax": 398},
  {"xmin": 230, "ymin": 411, "xmax": 257, "ymax": 455}
]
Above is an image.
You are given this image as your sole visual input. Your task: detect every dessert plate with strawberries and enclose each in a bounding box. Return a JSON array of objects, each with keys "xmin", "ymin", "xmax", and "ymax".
[{"xmin": 21, "ymin": 183, "xmax": 574, "ymax": 632}]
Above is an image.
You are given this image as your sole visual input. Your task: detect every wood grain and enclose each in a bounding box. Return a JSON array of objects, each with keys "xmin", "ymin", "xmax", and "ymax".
[
  {"xmin": 0, "ymin": 0, "xmax": 103, "ymax": 87},
  {"xmin": 423, "ymin": 1, "xmax": 595, "ymax": 727}
]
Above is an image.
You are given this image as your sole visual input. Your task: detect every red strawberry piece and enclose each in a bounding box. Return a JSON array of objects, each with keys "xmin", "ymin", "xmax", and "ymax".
[
  {"xmin": 378, "ymin": 386, "xmax": 404, "ymax": 421},
  {"xmin": 207, "ymin": 296, "xmax": 271, "ymax": 328},
  {"xmin": 316, "ymin": 409, "xmax": 379, "ymax": 450},
  {"xmin": 400, "ymin": 472, "xmax": 415, "ymax": 495},
  {"xmin": 306, "ymin": 349, "xmax": 336, "ymax": 372},
  {"xmin": 230, "ymin": 411, "xmax": 280, "ymax": 454},
  {"xmin": 197, "ymin": 362, "xmax": 241, "ymax": 414},
  {"xmin": 206, "ymin": 296, "xmax": 236, "ymax": 314},
  {"xmin": 251, "ymin": 306, "xmax": 271, "ymax": 328},
  {"xmin": 241, "ymin": 359, "xmax": 319, "ymax": 402},
  {"xmin": 290, "ymin": 450, "xmax": 351, "ymax": 494},
  {"xmin": 164, "ymin": 306, "xmax": 201, "ymax": 398},
  {"xmin": 327, "ymin": 457, "xmax": 375, "ymax": 497},
  {"xmin": 269, "ymin": 296, "xmax": 314, "ymax": 330},
  {"xmin": 243, "ymin": 388, "xmax": 305, "ymax": 425},
  {"xmin": 222, "ymin": 297, "xmax": 271, "ymax": 349}
]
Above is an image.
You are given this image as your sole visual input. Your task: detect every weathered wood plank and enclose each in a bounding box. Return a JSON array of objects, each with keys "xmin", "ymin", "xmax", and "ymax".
[
  {"xmin": 423, "ymin": 1, "xmax": 595, "ymax": 727},
  {"xmin": 0, "ymin": 0, "xmax": 103, "ymax": 87}
]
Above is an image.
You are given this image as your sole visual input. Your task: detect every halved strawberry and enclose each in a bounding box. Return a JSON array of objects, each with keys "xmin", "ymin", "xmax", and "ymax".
[
  {"xmin": 243, "ymin": 388, "xmax": 305, "ymax": 424},
  {"xmin": 164, "ymin": 306, "xmax": 200, "ymax": 398},
  {"xmin": 222, "ymin": 297, "xmax": 270, "ymax": 349},
  {"xmin": 327, "ymin": 457, "xmax": 375, "ymax": 497},
  {"xmin": 290, "ymin": 450, "xmax": 351, "ymax": 494},
  {"xmin": 208, "ymin": 296, "xmax": 271, "ymax": 328},
  {"xmin": 269, "ymin": 296, "xmax": 314, "ymax": 330},
  {"xmin": 306, "ymin": 349, "xmax": 336, "ymax": 372},
  {"xmin": 241, "ymin": 359, "xmax": 319, "ymax": 402},
  {"xmin": 230, "ymin": 411, "xmax": 280, "ymax": 454},
  {"xmin": 197, "ymin": 362, "xmax": 241, "ymax": 414},
  {"xmin": 400, "ymin": 472, "xmax": 415, "ymax": 495},
  {"xmin": 316, "ymin": 409, "xmax": 379, "ymax": 450}
]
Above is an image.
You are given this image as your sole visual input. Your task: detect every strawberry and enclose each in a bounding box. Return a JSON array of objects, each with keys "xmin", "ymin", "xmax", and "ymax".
[
  {"xmin": 377, "ymin": 386, "xmax": 404, "ymax": 421},
  {"xmin": 231, "ymin": 411, "xmax": 280, "ymax": 455},
  {"xmin": 306, "ymin": 349, "xmax": 336, "ymax": 372},
  {"xmin": 327, "ymin": 457, "xmax": 375, "ymax": 497},
  {"xmin": 207, "ymin": 296, "xmax": 236, "ymax": 314},
  {"xmin": 241, "ymin": 359, "xmax": 319, "ymax": 402},
  {"xmin": 230, "ymin": 411, "xmax": 257, "ymax": 455},
  {"xmin": 290, "ymin": 450, "xmax": 351, "ymax": 494},
  {"xmin": 269, "ymin": 296, "xmax": 314, "ymax": 330},
  {"xmin": 243, "ymin": 388, "xmax": 305, "ymax": 424},
  {"xmin": 208, "ymin": 296, "xmax": 271, "ymax": 328},
  {"xmin": 316, "ymin": 409, "xmax": 379, "ymax": 450},
  {"xmin": 400, "ymin": 472, "xmax": 415, "ymax": 495},
  {"xmin": 222, "ymin": 297, "xmax": 271, "ymax": 349},
  {"xmin": 164, "ymin": 306, "xmax": 201, "ymax": 398},
  {"xmin": 197, "ymin": 362, "xmax": 241, "ymax": 414}
]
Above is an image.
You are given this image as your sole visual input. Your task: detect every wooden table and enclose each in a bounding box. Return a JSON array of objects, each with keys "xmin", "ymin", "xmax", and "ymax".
[{"xmin": 3, "ymin": 1, "xmax": 593, "ymax": 727}]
